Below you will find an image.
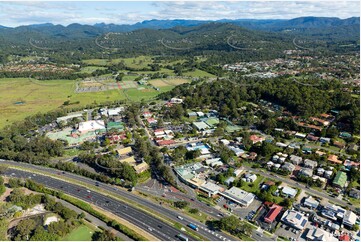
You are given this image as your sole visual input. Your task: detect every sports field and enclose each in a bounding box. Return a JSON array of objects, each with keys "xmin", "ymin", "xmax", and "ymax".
[{"xmin": 63, "ymin": 225, "xmax": 96, "ymax": 241}]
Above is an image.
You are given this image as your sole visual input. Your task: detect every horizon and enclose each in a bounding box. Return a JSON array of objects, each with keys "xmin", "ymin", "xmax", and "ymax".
[
  {"xmin": 1, "ymin": 15, "xmax": 360, "ymax": 28},
  {"xmin": 0, "ymin": 1, "xmax": 360, "ymax": 27}
]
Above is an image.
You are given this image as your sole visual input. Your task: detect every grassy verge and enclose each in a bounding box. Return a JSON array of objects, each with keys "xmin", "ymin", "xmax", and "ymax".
[{"xmin": 63, "ymin": 224, "xmax": 96, "ymax": 241}]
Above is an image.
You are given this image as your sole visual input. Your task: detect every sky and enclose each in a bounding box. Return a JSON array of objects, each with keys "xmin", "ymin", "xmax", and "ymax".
[{"xmin": 0, "ymin": 1, "xmax": 359, "ymax": 27}]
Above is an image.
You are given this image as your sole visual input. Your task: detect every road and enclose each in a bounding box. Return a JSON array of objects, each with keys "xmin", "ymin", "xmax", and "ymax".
[
  {"xmin": 52, "ymin": 196, "xmax": 133, "ymax": 241},
  {"xmin": 0, "ymin": 160, "xmax": 236, "ymax": 241},
  {"xmin": 4, "ymin": 168, "xmax": 191, "ymax": 241},
  {"xmin": 242, "ymin": 165, "xmax": 357, "ymax": 210}
]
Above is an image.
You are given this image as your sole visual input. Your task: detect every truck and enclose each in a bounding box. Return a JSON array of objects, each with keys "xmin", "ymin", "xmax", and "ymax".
[
  {"xmin": 177, "ymin": 234, "xmax": 189, "ymax": 241},
  {"xmin": 188, "ymin": 223, "xmax": 199, "ymax": 231}
]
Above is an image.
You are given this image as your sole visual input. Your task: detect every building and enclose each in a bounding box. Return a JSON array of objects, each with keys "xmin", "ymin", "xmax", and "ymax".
[
  {"xmin": 332, "ymin": 171, "xmax": 347, "ymax": 188},
  {"xmin": 343, "ymin": 210, "xmax": 357, "ymax": 228},
  {"xmin": 249, "ymin": 135, "xmax": 265, "ymax": 144},
  {"xmin": 327, "ymin": 154, "xmax": 342, "ymax": 164},
  {"xmin": 242, "ymin": 173, "xmax": 257, "ymax": 183},
  {"xmin": 303, "ymin": 196, "xmax": 319, "ymax": 209},
  {"xmin": 322, "ymin": 203, "xmax": 346, "ymax": 220},
  {"xmin": 143, "ymin": 111, "xmax": 152, "ymax": 118},
  {"xmin": 306, "ymin": 228, "xmax": 338, "ymax": 241},
  {"xmin": 304, "ymin": 159, "xmax": 318, "ymax": 169},
  {"xmin": 147, "ymin": 118, "xmax": 157, "ymax": 125},
  {"xmin": 119, "ymin": 156, "xmax": 136, "ymax": 165},
  {"xmin": 107, "ymin": 107, "xmax": 124, "ymax": 116},
  {"xmin": 282, "ymin": 186, "xmax": 297, "ymax": 198},
  {"xmin": 116, "ymin": 147, "xmax": 132, "ymax": 156},
  {"xmin": 264, "ymin": 203, "xmax": 283, "ymax": 223},
  {"xmin": 290, "ymin": 155, "xmax": 303, "ymax": 165},
  {"xmin": 78, "ymin": 120, "xmax": 105, "ymax": 133},
  {"xmin": 193, "ymin": 121, "xmax": 210, "ymax": 131},
  {"xmin": 170, "ymin": 98, "xmax": 183, "ymax": 104},
  {"xmin": 225, "ymin": 177, "xmax": 235, "ymax": 186},
  {"xmin": 299, "ymin": 168, "xmax": 313, "ymax": 177},
  {"xmin": 199, "ymin": 182, "xmax": 222, "ymax": 197},
  {"xmin": 229, "ymin": 146, "xmax": 245, "ymax": 157},
  {"xmin": 349, "ymin": 188, "xmax": 360, "ymax": 199},
  {"xmin": 281, "ymin": 162, "xmax": 296, "ymax": 173},
  {"xmin": 156, "ymin": 139, "xmax": 176, "ymax": 146},
  {"xmin": 281, "ymin": 210, "xmax": 308, "ymax": 230},
  {"xmin": 188, "ymin": 112, "xmax": 197, "ymax": 118},
  {"xmin": 320, "ymin": 137, "xmax": 331, "ymax": 143},
  {"xmin": 233, "ymin": 168, "xmax": 243, "ymax": 177},
  {"xmin": 133, "ymin": 162, "xmax": 149, "ymax": 174},
  {"xmin": 221, "ymin": 187, "xmax": 255, "ymax": 207}
]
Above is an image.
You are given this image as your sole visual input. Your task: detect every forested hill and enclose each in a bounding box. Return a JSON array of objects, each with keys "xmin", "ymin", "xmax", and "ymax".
[{"xmin": 0, "ymin": 18, "xmax": 359, "ymax": 64}]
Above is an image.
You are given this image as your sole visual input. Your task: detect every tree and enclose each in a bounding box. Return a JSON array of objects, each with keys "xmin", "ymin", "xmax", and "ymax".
[
  {"xmin": 174, "ymin": 201, "xmax": 189, "ymax": 209},
  {"xmin": 14, "ymin": 219, "xmax": 37, "ymax": 240},
  {"xmin": 189, "ymin": 208, "xmax": 199, "ymax": 214},
  {"xmin": 92, "ymin": 230, "xmax": 117, "ymax": 241}
]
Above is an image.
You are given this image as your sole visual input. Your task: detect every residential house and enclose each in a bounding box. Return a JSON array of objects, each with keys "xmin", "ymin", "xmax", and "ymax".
[
  {"xmin": 306, "ymin": 134, "xmax": 319, "ymax": 141},
  {"xmin": 324, "ymin": 170, "xmax": 333, "ymax": 179},
  {"xmin": 349, "ymin": 188, "xmax": 360, "ymax": 199},
  {"xmin": 303, "ymin": 196, "xmax": 319, "ymax": 209},
  {"xmin": 327, "ymin": 154, "xmax": 342, "ymax": 164},
  {"xmin": 249, "ymin": 135, "xmax": 265, "ymax": 144},
  {"xmin": 225, "ymin": 177, "xmax": 235, "ymax": 186},
  {"xmin": 304, "ymin": 159, "xmax": 318, "ymax": 169},
  {"xmin": 320, "ymin": 137, "xmax": 331, "ymax": 143},
  {"xmin": 316, "ymin": 167, "xmax": 325, "ymax": 176},
  {"xmin": 290, "ymin": 155, "xmax": 302, "ymax": 165},
  {"xmin": 333, "ymin": 171, "xmax": 347, "ymax": 188},
  {"xmin": 282, "ymin": 186, "xmax": 297, "ymax": 198},
  {"xmin": 306, "ymin": 228, "xmax": 338, "ymax": 241},
  {"xmin": 282, "ymin": 162, "xmax": 295, "ymax": 173},
  {"xmin": 299, "ymin": 168, "xmax": 313, "ymax": 177},
  {"xmin": 343, "ymin": 211, "xmax": 357, "ymax": 228},
  {"xmin": 264, "ymin": 203, "xmax": 283, "ymax": 224},
  {"xmin": 133, "ymin": 162, "xmax": 149, "ymax": 174},
  {"xmin": 242, "ymin": 173, "xmax": 257, "ymax": 183}
]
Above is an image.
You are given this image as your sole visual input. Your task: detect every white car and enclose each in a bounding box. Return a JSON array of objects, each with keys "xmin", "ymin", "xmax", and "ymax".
[{"xmin": 177, "ymin": 216, "xmax": 184, "ymax": 220}]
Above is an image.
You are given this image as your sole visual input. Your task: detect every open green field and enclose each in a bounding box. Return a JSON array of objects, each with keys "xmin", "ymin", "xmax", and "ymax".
[
  {"xmin": 63, "ymin": 224, "xmax": 96, "ymax": 241},
  {"xmin": 184, "ymin": 69, "xmax": 215, "ymax": 78},
  {"xmin": 77, "ymin": 66, "xmax": 107, "ymax": 74}
]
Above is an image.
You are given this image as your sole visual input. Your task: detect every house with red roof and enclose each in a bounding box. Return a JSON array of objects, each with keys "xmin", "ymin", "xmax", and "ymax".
[
  {"xmin": 264, "ymin": 203, "xmax": 283, "ymax": 223},
  {"xmin": 249, "ymin": 135, "xmax": 265, "ymax": 144}
]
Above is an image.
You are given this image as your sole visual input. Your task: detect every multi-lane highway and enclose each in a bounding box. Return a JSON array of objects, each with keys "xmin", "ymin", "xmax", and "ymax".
[{"xmin": 0, "ymin": 160, "xmax": 236, "ymax": 241}]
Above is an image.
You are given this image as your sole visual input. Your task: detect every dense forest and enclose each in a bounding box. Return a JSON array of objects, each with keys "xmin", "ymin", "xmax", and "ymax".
[{"xmin": 0, "ymin": 19, "xmax": 359, "ymax": 65}]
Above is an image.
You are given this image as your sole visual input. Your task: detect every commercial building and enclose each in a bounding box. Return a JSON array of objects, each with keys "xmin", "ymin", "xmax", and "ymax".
[
  {"xmin": 199, "ymin": 182, "xmax": 222, "ymax": 197},
  {"xmin": 221, "ymin": 187, "xmax": 255, "ymax": 207},
  {"xmin": 78, "ymin": 120, "xmax": 105, "ymax": 133},
  {"xmin": 281, "ymin": 210, "xmax": 308, "ymax": 230}
]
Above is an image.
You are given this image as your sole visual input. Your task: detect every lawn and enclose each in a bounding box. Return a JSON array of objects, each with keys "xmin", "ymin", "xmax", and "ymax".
[
  {"xmin": 149, "ymin": 78, "xmax": 190, "ymax": 87},
  {"xmin": 239, "ymin": 175, "xmax": 265, "ymax": 193},
  {"xmin": 183, "ymin": 69, "xmax": 215, "ymax": 78},
  {"xmin": 63, "ymin": 224, "xmax": 96, "ymax": 241},
  {"xmin": 76, "ymin": 66, "xmax": 107, "ymax": 74}
]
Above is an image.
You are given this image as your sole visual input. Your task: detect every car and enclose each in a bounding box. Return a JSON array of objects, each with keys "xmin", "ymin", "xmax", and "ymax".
[
  {"xmin": 157, "ymin": 225, "xmax": 162, "ymax": 228},
  {"xmin": 190, "ymin": 198, "xmax": 195, "ymax": 201},
  {"xmin": 77, "ymin": 189, "xmax": 81, "ymax": 192},
  {"xmin": 87, "ymin": 195, "xmax": 91, "ymax": 199},
  {"xmin": 177, "ymin": 216, "xmax": 184, "ymax": 220},
  {"xmin": 87, "ymin": 190, "xmax": 91, "ymax": 193},
  {"xmin": 148, "ymin": 227, "xmax": 153, "ymax": 231},
  {"xmin": 62, "ymin": 171, "xmax": 65, "ymax": 174}
]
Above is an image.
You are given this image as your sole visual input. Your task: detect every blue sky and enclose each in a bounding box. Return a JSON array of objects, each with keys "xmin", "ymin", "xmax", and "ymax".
[{"xmin": 0, "ymin": 1, "xmax": 359, "ymax": 27}]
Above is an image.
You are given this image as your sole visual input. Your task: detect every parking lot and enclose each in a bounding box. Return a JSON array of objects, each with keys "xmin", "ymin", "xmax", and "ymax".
[
  {"xmin": 215, "ymin": 196, "xmax": 262, "ymax": 219},
  {"xmin": 275, "ymin": 223, "xmax": 302, "ymax": 240}
]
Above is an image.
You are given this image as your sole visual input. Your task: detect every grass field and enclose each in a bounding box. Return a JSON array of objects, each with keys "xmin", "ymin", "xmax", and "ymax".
[
  {"xmin": 63, "ymin": 225, "xmax": 95, "ymax": 241},
  {"xmin": 149, "ymin": 78, "xmax": 190, "ymax": 87},
  {"xmin": 77, "ymin": 66, "xmax": 107, "ymax": 74}
]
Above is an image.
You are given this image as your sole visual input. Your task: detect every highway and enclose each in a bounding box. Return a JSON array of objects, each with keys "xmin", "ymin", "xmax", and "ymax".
[{"xmin": 0, "ymin": 160, "xmax": 236, "ymax": 241}]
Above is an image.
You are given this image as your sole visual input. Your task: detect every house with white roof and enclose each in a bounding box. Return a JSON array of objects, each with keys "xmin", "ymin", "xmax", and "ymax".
[
  {"xmin": 343, "ymin": 210, "xmax": 357, "ymax": 228},
  {"xmin": 281, "ymin": 210, "xmax": 308, "ymax": 230},
  {"xmin": 306, "ymin": 228, "xmax": 338, "ymax": 241},
  {"xmin": 282, "ymin": 186, "xmax": 297, "ymax": 198}
]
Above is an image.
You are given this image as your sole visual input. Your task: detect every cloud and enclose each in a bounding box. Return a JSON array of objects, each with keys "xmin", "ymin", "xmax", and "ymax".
[{"xmin": 0, "ymin": 1, "xmax": 359, "ymax": 27}]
